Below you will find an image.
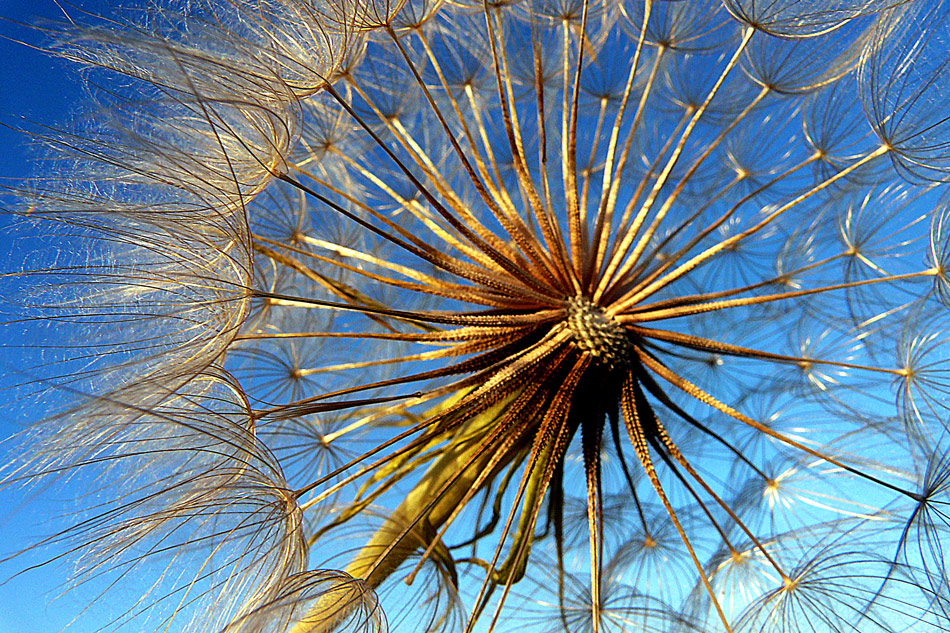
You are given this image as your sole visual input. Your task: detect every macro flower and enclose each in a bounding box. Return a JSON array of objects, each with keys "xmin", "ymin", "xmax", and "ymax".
[{"xmin": 4, "ymin": 0, "xmax": 950, "ymax": 632}]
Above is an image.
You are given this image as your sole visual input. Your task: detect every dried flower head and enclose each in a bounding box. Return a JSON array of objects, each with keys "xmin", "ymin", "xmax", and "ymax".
[{"xmin": 4, "ymin": 0, "xmax": 950, "ymax": 632}]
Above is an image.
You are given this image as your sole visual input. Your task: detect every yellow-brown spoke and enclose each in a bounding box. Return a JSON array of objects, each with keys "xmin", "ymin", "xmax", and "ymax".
[
  {"xmin": 293, "ymin": 326, "xmax": 571, "ymax": 504},
  {"xmin": 278, "ymin": 230, "xmax": 476, "ymax": 296},
  {"xmin": 607, "ymin": 85, "xmax": 774, "ymax": 295},
  {"xmin": 482, "ymin": 4, "xmax": 574, "ymax": 291},
  {"xmin": 276, "ymin": 171, "xmax": 558, "ymax": 301},
  {"xmin": 386, "ymin": 28, "xmax": 563, "ymax": 284},
  {"xmin": 238, "ymin": 325, "xmax": 546, "ymax": 347},
  {"xmin": 619, "ymin": 172, "xmax": 746, "ymax": 288},
  {"xmin": 581, "ymin": 381, "xmax": 604, "ymax": 633},
  {"xmin": 606, "ymin": 406, "xmax": 653, "ymax": 531},
  {"xmin": 634, "ymin": 347, "xmax": 920, "ymax": 502},
  {"xmin": 619, "ymin": 373, "xmax": 734, "ymax": 633},
  {"xmin": 412, "ymin": 30, "xmax": 522, "ymax": 226},
  {"xmin": 316, "ymin": 147, "xmax": 498, "ymax": 270},
  {"xmin": 252, "ymin": 288, "xmax": 562, "ymax": 328},
  {"xmin": 625, "ymin": 375, "xmax": 741, "ymax": 552},
  {"xmin": 255, "ymin": 238, "xmax": 520, "ymax": 315},
  {"xmin": 618, "ymin": 249, "xmax": 849, "ymax": 316},
  {"xmin": 625, "ymin": 354, "xmax": 770, "ymax": 483},
  {"xmin": 588, "ymin": 1, "xmax": 657, "ymax": 282},
  {"xmin": 292, "ymin": 335, "xmax": 545, "ymax": 379},
  {"xmin": 477, "ymin": 354, "xmax": 591, "ymax": 633},
  {"xmin": 322, "ymin": 82, "xmax": 558, "ymax": 294},
  {"xmin": 632, "ymin": 326, "xmax": 907, "ymax": 377},
  {"xmin": 402, "ymin": 347, "xmax": 578, "ymax": 587},
  {"xmin": 529, "ymin": 16, "xmax": 564, "ymax": 282},
  {"xmin": 611, "ymin": 144, "xmax": 892, "ymax": 313},
  {"xmin": 628, "ymin": 366, "xmax": 789, "ymax": 580},
  {"xmin": 255, "ymin": 322, "xmax": 566, "ymax": 422},
  {"xmin": 595, "ymin": 26, "xmax": 756, "ymax": 302},
  {"xmin": 278, "ymin": 170, "xmax": 546, "ymax": 297},
  {"xmin": 252, "ymin": 242, "xmax": 412, "ymax": 333},
  {"xmin": 564, "ymin": 0, "xmax": 593, "ymax": 277},
  {"xmin": 593, "ymin": 108, "xmax": 690, "ymax": 299},
  {"xmin": 617, "ymin": 269, "xmax": 937, "ymax": 322},
  {"xmin": 615, "ymin": 152, "xmax": 822, "ymax": 301},
  {"xmin": 341, "ymin": 72, "xmax": 526, "ymax": 271},
  {"xmin": 578, "ymin": 95, "xmax": 608, "ymax": 230}
]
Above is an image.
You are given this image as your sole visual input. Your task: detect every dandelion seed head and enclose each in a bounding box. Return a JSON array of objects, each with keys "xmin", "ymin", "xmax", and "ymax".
[{"xmin": 6, "ymin": 0, "xmax": 950, "ymax": 631}]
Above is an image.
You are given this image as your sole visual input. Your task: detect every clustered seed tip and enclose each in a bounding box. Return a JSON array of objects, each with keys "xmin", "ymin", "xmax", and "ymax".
[{"xmin": 565, "ymin": 295, "xmax": 632, "ymax": 368}]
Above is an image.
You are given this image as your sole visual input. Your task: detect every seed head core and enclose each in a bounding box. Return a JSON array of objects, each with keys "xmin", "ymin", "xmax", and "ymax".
[{"xmin": 565, "ymin": 295, "xmax": 632, "ymax": 368}]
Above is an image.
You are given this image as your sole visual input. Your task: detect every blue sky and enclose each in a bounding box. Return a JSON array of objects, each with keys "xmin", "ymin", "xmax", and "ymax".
[
  {"xmin": 0, "ymin": 1, "xmax": 97, "ymax": 182},
  {"xmin": 0, "ymin": 2, "xmax": 112, "ymax": 631}
]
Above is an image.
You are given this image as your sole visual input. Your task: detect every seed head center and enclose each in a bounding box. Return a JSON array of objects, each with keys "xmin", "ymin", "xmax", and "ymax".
[{"xmin": 565, "ymin": 295, "xmax": 631, "ymax": 368}]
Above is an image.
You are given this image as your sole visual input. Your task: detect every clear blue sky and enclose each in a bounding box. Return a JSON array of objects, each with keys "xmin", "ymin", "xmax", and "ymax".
[
  {"xmin": 0, "ymin": 0, "xmax": 99, "ymax": 181},
  {"xmin": 0, "ymin": 2, "xmax": 113, "ymax": 631}
]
